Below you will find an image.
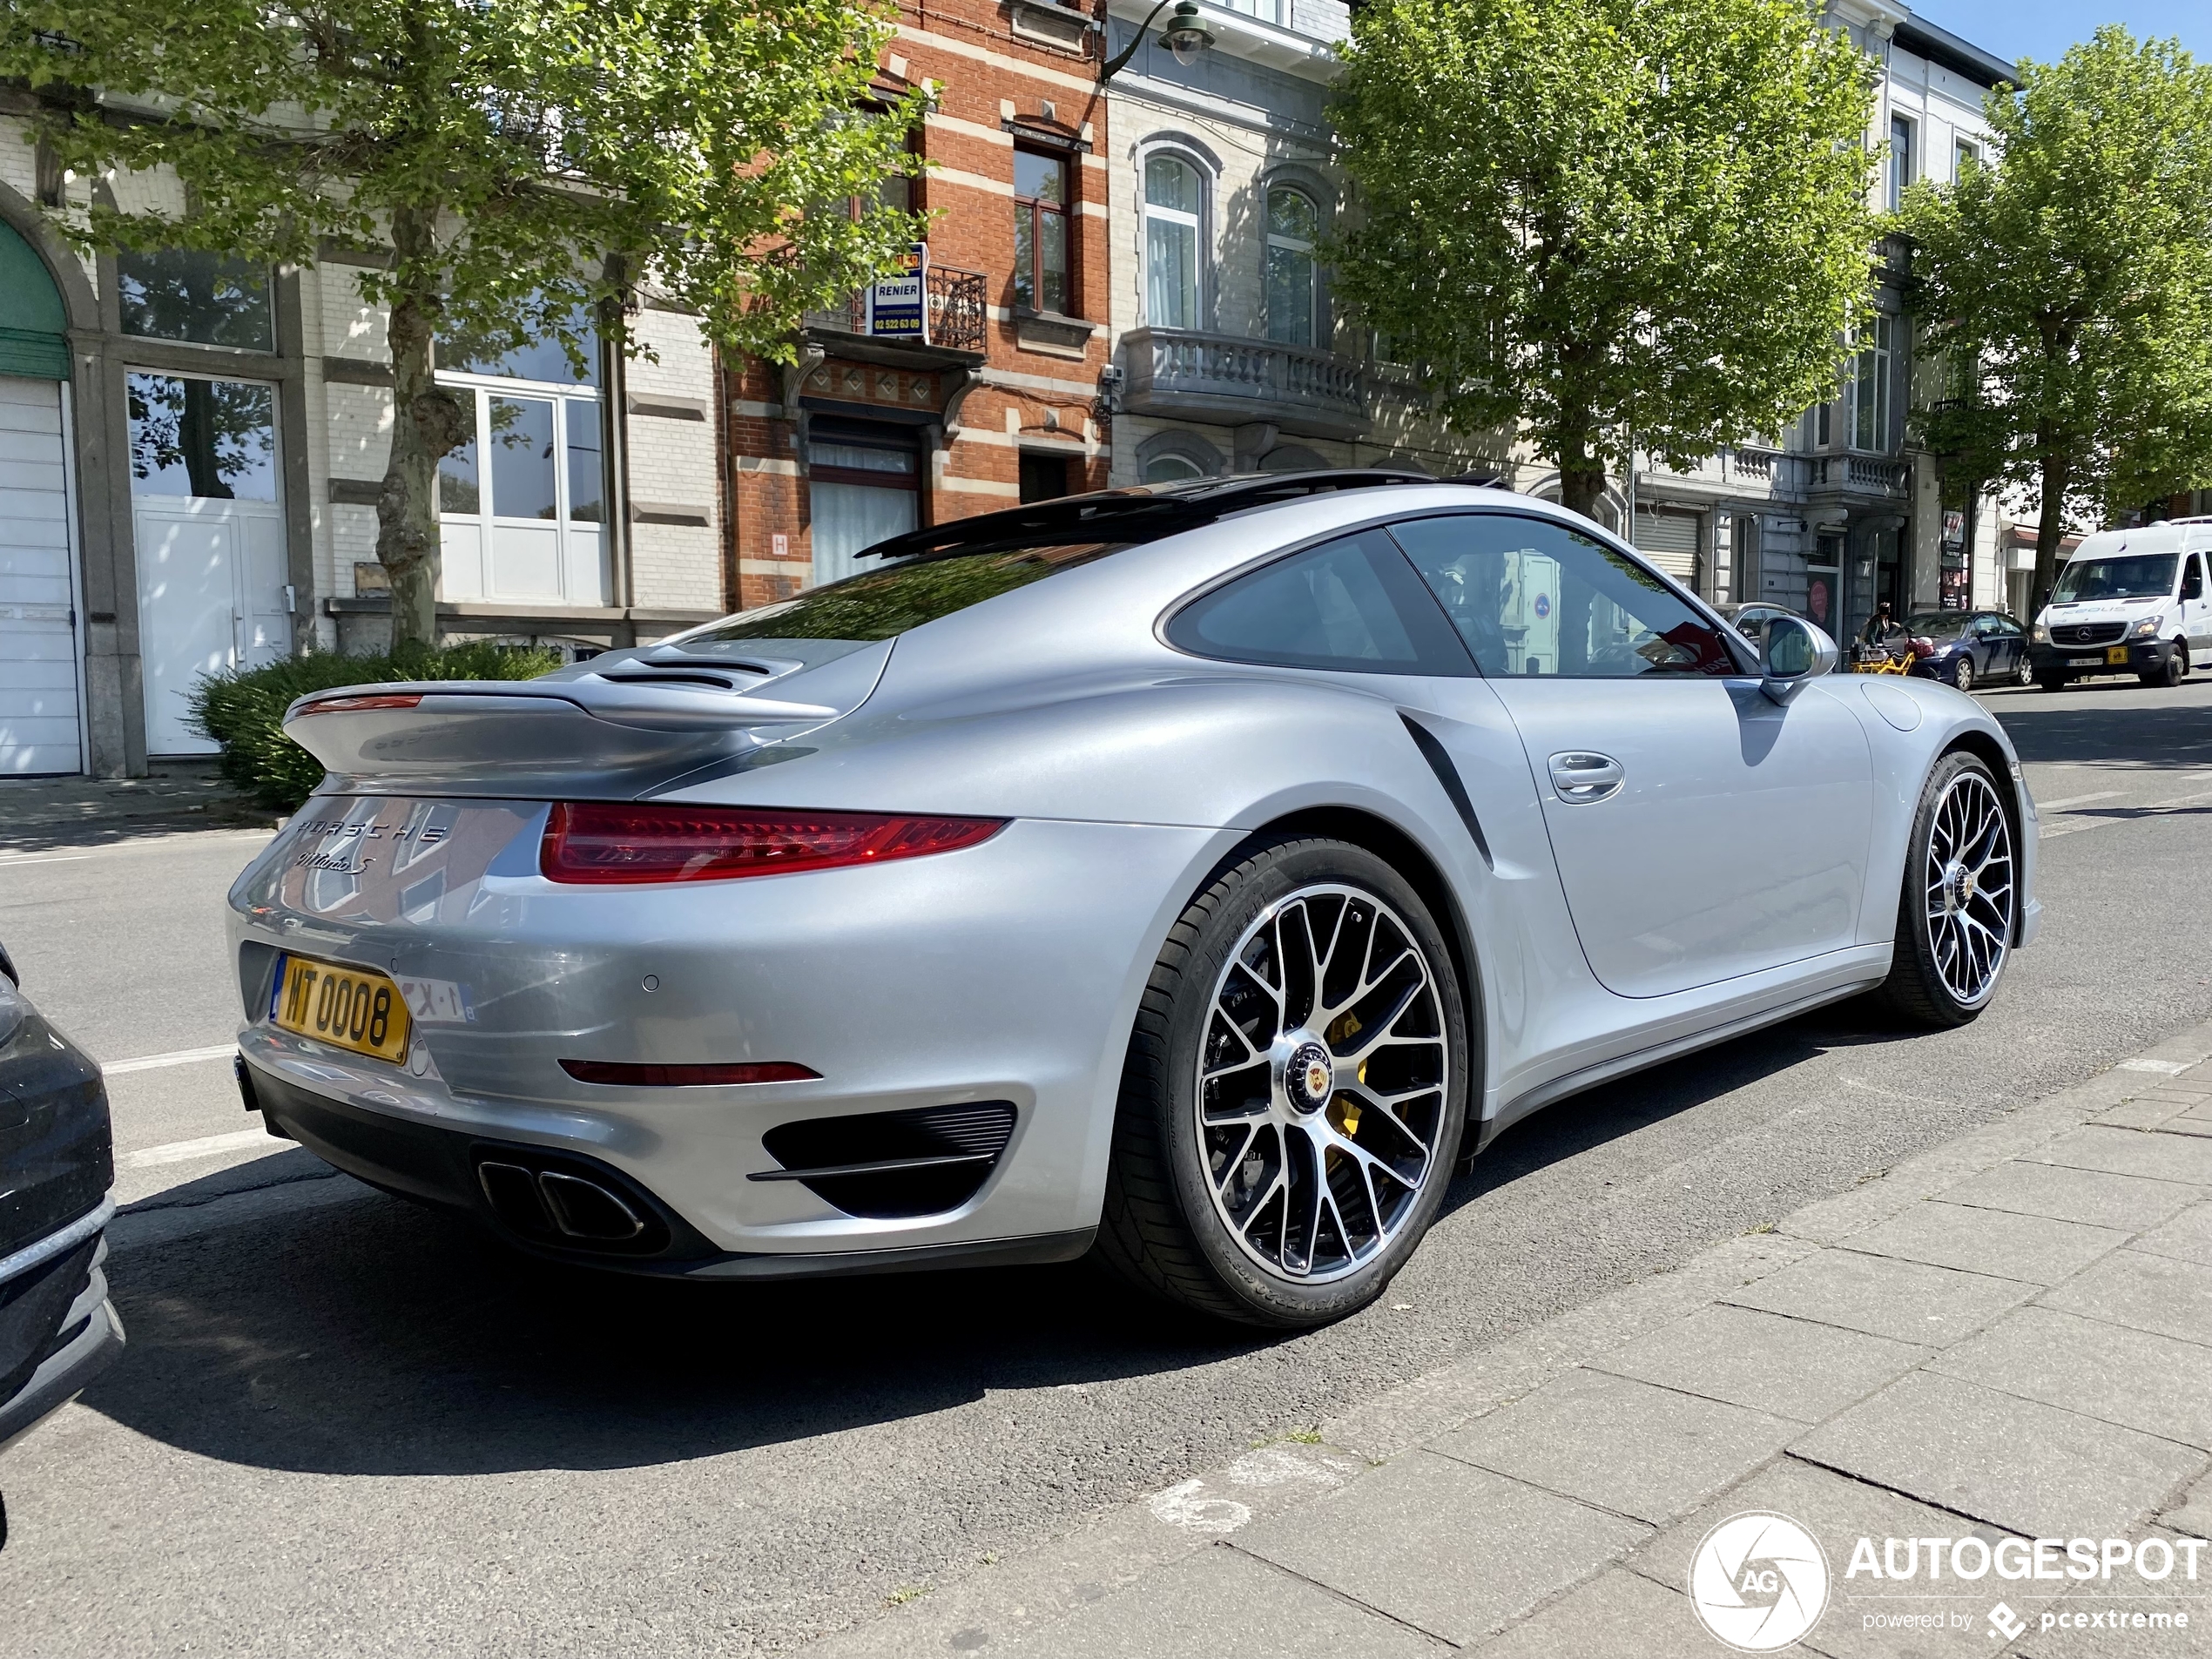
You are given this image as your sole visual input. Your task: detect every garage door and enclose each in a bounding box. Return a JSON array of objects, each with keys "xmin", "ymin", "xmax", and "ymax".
[
  {"xmin": 1632, "ymin": 508, "xmax": 1701, "ymax": 583},
  {"xmin": 0, "ymin": 375, "xmax": 84, "ymax": 774}
]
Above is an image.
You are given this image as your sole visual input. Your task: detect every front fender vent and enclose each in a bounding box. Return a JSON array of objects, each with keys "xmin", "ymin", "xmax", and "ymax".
[{"xmin": 752, "ymin": 1102, "xmax": 1018, "ymax": 1219}]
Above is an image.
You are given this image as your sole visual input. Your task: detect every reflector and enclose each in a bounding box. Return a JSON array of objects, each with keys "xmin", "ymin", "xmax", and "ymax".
[
  {"xmin": 298, "ymin": 692, "xmax": 424, "ymax": 715},
  {"xmin": 540, "ymin": 802, "xmax": 1005, "ymax": 884},
  {"xmin": 560, "ymin": 1059, "xmax": 820, "ymax": 1087}
]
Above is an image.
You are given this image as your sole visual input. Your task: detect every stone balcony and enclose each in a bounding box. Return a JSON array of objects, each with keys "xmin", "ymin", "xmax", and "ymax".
[
  {"xmin": 1121, "ymin": 327, "xmax": 1366, "ymax": 440},
  {"xmin": 1805, "ymin": 452, "xmax": 1908, "ymax": 496}
]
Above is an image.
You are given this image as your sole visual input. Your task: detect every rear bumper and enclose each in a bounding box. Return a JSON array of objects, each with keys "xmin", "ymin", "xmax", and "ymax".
[{"xmin": 246, "ymin": 1061, "xmax": 1091, "ymax": 1278}]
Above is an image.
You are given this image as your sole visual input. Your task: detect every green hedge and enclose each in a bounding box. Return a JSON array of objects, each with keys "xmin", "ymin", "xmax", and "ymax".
[{"xmin": 187, "ymin": 643, "xmax": 564, "ymax": 812}]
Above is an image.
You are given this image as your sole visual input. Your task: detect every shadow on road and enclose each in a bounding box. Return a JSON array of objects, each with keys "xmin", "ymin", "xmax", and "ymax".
[
  {"xmin": 1984, "ymin": 690, "xmax": 2212, "ymax": 769},
  {"xmin": 81, "ymin": 1002, "xmax": 1898, "ymax": 1481}
]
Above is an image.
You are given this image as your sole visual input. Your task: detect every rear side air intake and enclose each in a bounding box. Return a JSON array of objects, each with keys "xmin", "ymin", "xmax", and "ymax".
[{"xmin": 752, "ymin": 1102, "xmax": 1018, "ymax": 1219}]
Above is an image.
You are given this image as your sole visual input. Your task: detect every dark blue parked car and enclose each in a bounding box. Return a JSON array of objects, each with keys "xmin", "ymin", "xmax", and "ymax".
[{"xmin": 1907, "ymin": 610, "xmax": 2032, "ymax": 692}]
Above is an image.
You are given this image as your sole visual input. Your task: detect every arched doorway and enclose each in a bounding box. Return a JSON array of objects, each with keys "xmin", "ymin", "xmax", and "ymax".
[{"xmin": 0, "ymin": 218, "xmax": 84, "ymax": 774}]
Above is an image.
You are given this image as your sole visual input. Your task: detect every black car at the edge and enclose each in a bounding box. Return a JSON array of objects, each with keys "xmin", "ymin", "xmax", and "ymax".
[{"xmin": 0, "ymin": 940, "xmax": 123, "ymax": 1531}]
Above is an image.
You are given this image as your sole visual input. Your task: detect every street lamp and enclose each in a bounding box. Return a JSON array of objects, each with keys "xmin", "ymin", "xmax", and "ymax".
[{"xmin": 1097, "ymin": 0, "xmax": 1215, "ymax": 83}]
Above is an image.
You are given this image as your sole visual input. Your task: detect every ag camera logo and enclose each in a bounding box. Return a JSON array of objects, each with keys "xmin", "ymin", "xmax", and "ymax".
[{"xmin": 1689, "ymin": 1511, "xmax": 1831, "ymax": 1651}]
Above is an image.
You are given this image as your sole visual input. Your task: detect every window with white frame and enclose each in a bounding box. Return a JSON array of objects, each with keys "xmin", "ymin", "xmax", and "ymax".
[
  {"xmin": 1143, "ymin": 454, "xmax": 1204, "ymax": 483},
  {"xmin": 1851, "ymin": 314, "xmax": 1896, "ymax": 452},
  {"xmin": 1889, "ymin": 115, "xmax": 1915, "ymax": 211},
  {"xmin": 1264, "ymin": 185, "xmax": 1319, "ymax": 347},
  {"xmin": 435, "ymin": 327, "xmax": 608, "ymax": 605},
  {"xmin": 1144, "ymin": 154, "xmax": 1202, "ymax": 330},
  {"xmin": 1952, "ymin": 136, "xmax": 1980, "ymax": 179}
]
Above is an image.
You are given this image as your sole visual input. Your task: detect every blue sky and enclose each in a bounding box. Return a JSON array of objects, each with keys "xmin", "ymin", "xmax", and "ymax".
[{"xmin": 1912, "ymin": 1, "xmax": 2209, "ymax": 69}]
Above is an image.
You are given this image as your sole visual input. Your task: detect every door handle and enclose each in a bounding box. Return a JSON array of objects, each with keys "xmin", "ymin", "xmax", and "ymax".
[{"xmin": 1548, "ymin": 751, "xmax": 1623, "ymax": 804}]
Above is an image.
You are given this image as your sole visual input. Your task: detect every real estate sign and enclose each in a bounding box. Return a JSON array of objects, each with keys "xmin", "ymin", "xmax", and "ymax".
[{"xmin": 867, "ymin": 244, "xmax": 929, "ymax": 342}]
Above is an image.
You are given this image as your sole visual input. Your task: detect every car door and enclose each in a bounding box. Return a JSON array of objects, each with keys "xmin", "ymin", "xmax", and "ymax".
[
  {"xmin": 1990, "ymin": 613, "xmax": 2025, "ymax": 678},
  {"xmin": 2182, "ymin": 555, "xmax": 2210, "ymax": 665},
  {"xmin": 1388, "ymin": 511, "xmax": 1874, "ymax": 1000}
]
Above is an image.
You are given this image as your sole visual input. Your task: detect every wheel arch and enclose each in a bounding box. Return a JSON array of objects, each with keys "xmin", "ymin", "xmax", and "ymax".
[{"xmin": 1231, "ymin": 805, "xmax": 1487, "ymax": 1157}]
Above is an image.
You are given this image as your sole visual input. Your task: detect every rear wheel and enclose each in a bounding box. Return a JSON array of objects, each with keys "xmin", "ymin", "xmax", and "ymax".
[
  {"xmin": 1877, "ymin": 752, "xmax": 2017, "ymax": 1028},
  {"xmin": 1096, "ymin": 838, "xmax": 1468, "ymax": 1328},
  {"xmin": 2014, "ymin": 655, "xmax": 2034, "ymax": 688},
  {"xmin": 1952, "ymin": 658, "xmax": 1975, "ymax": 694}
]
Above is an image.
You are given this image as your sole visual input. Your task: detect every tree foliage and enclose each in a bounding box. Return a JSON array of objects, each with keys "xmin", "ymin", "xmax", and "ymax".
[
  {"xmin": 1901, "ymin": 26, "xmax": 2212, "ymax": 610},
  {"xmin": 2, "ymin": 0, "xmax": 925, "ymax": 644},
  {"xmin": 1330, "ymin": 0, "xmax": 1877, "ymax": 520}
]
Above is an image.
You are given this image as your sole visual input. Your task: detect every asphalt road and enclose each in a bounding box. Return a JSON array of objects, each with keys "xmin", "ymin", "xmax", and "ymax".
[{"xmin": 3, "ymin": 673, "xmax": 2211, "ymax": 1656}]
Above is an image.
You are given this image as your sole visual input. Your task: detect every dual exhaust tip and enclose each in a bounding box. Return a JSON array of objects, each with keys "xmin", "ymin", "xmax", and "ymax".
[{"xmin": 474, "ymin": 1155, "xmax": 665, "ymax": 1251}]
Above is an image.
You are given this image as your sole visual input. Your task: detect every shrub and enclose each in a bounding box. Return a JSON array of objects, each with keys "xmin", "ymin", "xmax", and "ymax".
[{"xmin": 187, "ymin": 643, "xmax": 564, "ymax": 812}]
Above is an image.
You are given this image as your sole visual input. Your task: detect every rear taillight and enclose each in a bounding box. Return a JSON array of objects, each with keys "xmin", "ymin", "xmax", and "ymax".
[
  {"xmin": 300, "ymin": 692, "xmax": 423, "ymax": 715},
  {"xmin": 540, "ymin": 802, "xmax": 1005, "ymax": 884}
]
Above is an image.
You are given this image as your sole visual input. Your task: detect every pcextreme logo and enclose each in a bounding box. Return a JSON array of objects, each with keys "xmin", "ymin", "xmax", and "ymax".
[{"xmin": 1689, "ymin": 1512, "xmax": 1831, "ymax": 1652}]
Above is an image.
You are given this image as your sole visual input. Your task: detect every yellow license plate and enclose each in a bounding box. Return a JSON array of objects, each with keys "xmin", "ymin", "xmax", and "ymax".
[
  {"xmin": 2107, "ymin": 646, "xmax": 2129, "ymax": 664},
  {"xmin": 271, "ymin": 954, "xmax": 411, "ymax": 1064}
]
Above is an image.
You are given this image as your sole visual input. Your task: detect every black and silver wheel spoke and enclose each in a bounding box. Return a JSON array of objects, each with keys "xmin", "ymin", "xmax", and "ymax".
[
  {"xmin": 1920, "ymin": 769, "xmax": 2016, "ymax": 1008},
  {"xmin": 1197, "ymin": 886, "xmax": 1449, "ymax": 1284}
]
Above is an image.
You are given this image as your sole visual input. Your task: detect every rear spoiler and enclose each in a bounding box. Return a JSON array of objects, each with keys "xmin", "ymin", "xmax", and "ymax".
[{"xmin": 282, "ymin": 677, "xmax": 846, "ymax": 799}]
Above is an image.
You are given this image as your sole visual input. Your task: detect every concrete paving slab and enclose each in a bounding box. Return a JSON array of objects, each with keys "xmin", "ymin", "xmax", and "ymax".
[
  {"xmin": 993, "ymin": 1541, "xmax": 1450, "ymax": 1659},
  {"xmin": 1936, "ymin": 1160, "xmax": 2202, "ymax": 1231},
  {"xmin": 2039, "ymin": 1250, "xmax": 2212, "ymax": 1347},
  {"xmin": 1838, "ymin": 1202, "xmax": 2128, "ymax": 1286},
  {"xmin": 2161, "ymin": 1469, "xmax": 2212, "ymax": 1541},
  {"xmin": 1791, "ymin": 1372, "xmax": 2209, "ymax": 1540},
  {"xmin": 1429, "ymin": 1369, "xmax": 1798, "ymax": 1527},
  {"xmin": 2023, "ymin": 1125, "xmax": 2212, "ymax": 1186},
  {"xmin": 2136, "ymin": 1204, "xmax": 2212, "ymax": 1269},
  {"xmin": 2010, "ymin": 1529, "xmax": 2212, "ymax": 1659},
  {"xmin": 1629, "ymin": 1458, "xmax": 2061, "ymax": 1659},
  {"xmin": 1589, "ymin": 1305, "xmax": 1927, "ymax": 1425},
  {"xmin": 2161, "ymin": 1116, "xmax": 2212, "ymax": 1140},
  {"xmin": 1927, "ymin": 1305, "xmax": 2212, "ymax": 1448},
  {"xmin": 1465, "ymin": 1567, "xmax": 1731, "ymax": 1658},
  {"xmin": 1722, "ymin": 1248, "xmax": 2034, "ymax": 1346},
  {"xmin": 1231, "ymin": 1449, "xmax": 1648, "ymax": 1648},
  {"xmin": 2093, "ymin": 1096, "xmax": 2195, "ymax": 1130}
]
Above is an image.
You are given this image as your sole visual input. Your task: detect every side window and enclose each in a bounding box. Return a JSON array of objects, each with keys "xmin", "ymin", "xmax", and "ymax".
[
  {"xmin": 2183, "ymin": 556, "xmax": 2205, "ymax": 602},
  {"xmin": 1389, "ymin": 513, "xmax": 1742, "ymax": 678},
  {"xmin": 1166, "ymin": 529, "xmax": 1472, "ymax": 676}
]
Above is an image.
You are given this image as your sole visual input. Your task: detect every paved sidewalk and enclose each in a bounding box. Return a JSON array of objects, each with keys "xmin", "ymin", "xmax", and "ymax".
[
  {"xmin": 802, "ymin": 1019, "xmax": 2212, "ymax": 1659},
  {"xmin": 0, "ymin": 759, "xmax": 277, "ymax": 852}
]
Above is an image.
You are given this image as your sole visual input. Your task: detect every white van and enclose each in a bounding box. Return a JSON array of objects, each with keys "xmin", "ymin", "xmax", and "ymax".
[{"xmin": 2028, "ymin": 518, "xmax": 2212, "ymax": 690}]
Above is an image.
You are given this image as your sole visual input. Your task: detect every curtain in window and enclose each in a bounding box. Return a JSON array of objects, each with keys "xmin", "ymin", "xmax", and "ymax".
[
  {"xmin": 1264, "ymin": 188, "xmax": 1318, "ymax": 347},
  {"xmin": 1145, "ymin": 156, "xmax": 1200, "ymax": 330}
]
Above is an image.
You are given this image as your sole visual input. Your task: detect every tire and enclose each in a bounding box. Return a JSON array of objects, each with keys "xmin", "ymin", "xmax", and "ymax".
[
  {"xmin": 1952, "ymin": 658, "xmax": 1975, "ymax": 694},
  {"xmin": 2015, "ymin": 655, "xmax": 2034, "ymax": 688},
  {"xmin": 2035, "ymin": 673, "xmax": 2068, "ymax": 691},
  {"xmin": 2142, "ymin": 641, "xmax": 2186, "ymax": 689},
  {"xmin": 1876, "ymin": 752, "xmax": 2018, "ymax": 1028},
  {"xmin": 1096, "ymin": 837, "xmax": 1470, "ymax": 1328}
]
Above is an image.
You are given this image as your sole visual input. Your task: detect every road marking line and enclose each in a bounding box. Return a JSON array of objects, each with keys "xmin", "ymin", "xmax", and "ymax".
[
  {"xmin": 2041, "ymin": 785, "xmax": 2212, "ymax": 839},
  {"xmin": 0, "ymin": 853, "xmax": 92, "ymax": 868},
  {"xmin": 2032, "ymin": 790, "xmax": 2123, "ymax": 812},
  {"xmin": 121, "ymin": 1127, "xmax": 286, "ymax": 1169},
  {"xmin": 104, "ymin": 1042, "xmax": 237, "ymax": 1075}
]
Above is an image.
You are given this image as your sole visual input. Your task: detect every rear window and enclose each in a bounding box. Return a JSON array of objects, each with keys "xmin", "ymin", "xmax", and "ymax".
[{"xmin": 680, "ymin": 542, "xmax": 1125, "ymax": 646}]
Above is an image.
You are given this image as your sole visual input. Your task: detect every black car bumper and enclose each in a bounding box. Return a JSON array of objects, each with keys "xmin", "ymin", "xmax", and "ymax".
[
  {"xmin": 0, "ymin": 1211, "xmax": 125, "ymax": 1457},
  {"xmin": 2029, "ymin": 637, "xmax": 2174, "ymax": 677}
]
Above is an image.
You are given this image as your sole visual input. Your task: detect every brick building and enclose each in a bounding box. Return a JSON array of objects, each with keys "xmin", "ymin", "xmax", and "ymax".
[{"xmin": 723, "ymin": 0, "xmax": 1117, "ymax": 609}]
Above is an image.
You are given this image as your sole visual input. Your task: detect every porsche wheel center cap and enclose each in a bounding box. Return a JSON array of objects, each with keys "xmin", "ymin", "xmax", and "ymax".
[
  {"xmin": 1942, "ymin": 860, "xmax": 1974, "ymax": 913},
  {"xmin": 1286, "ymin": 1042, "xmax": 1334, "ymax": 1114}
]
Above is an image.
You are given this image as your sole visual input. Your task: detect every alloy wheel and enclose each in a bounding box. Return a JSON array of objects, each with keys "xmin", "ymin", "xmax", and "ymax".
[
  {"xmin": 1194, "ymin": 885, "xmax": 1449, "ymax": 1284},
  {"xmin": 1922, "ymin": 770, "xmax": 2014, "ymax": 1008}
]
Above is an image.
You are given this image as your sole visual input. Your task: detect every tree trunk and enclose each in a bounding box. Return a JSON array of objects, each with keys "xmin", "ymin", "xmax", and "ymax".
[
  {"xmin": 1556, "ymin": 432, "xmax": 1608, "ymax": 524},
  {"xmin": 374, "ymin": 203, "xmax": 471, "ymax": 655},
  {"xmin": 2031, "ymin": 448, "xmax": 2072, "ymax": 617}
]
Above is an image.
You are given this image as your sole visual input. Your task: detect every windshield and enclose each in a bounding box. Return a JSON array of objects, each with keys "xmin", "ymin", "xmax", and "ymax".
[
  {"xmin": 1907, "ymin": 612, "xmax": 1968, "ymax": 639},
  {"xmin": 2053, "ymin": 555, "xmax": 2177, "ymax": 604},
  {"xmin": 678, "ymin": 543, "xmax": 1129, "ymax": 645}
]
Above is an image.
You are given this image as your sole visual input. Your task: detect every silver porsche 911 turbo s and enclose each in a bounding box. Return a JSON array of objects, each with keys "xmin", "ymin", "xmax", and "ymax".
[{"xmin": 227, "ymin": 473, "xmax": 2038, "ymax": 1328}]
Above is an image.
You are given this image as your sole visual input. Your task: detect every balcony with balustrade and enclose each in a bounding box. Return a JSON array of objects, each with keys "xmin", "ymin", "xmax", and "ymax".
[
  {"xmin": 1121, "ymin": 327, "xmax": 1366, "ymax": 440},
  {"xmin": 803, "ymin": 264, "xmax": 990, "ymax": 367}
]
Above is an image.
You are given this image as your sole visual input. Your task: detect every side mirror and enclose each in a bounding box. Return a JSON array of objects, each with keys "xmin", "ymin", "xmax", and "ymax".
[{"xmin": 1760, "ymin": 616, "xmax": 1838, "ymax": 705}]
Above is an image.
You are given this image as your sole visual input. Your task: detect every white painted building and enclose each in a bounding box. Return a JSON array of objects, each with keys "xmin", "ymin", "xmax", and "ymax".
[{"xmin": 0, "ymin": 101, "xmax": 727, "ymax": 778}]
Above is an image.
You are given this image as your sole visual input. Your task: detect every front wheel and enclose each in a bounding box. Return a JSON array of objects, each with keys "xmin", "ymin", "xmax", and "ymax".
[
  {"xmin": 2035, "ymin": 672, "xmax": 2069, "ymax": 691},
  {"xmin": 1096, "ymin": 838, "xmax": 1469, "ymax": 1328},
  {"xmin": 1877, "ymin": 752, "xmax": 2017, "ymax": 1028}
]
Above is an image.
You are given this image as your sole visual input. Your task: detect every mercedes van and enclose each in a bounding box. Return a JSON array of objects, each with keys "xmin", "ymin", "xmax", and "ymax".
[{"xmin": 2028, "ymin": 518, "xmax": 2212, "ymax": 690}]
